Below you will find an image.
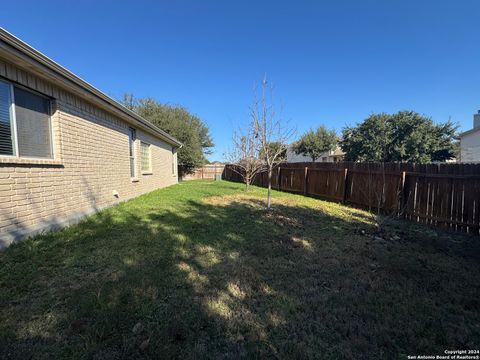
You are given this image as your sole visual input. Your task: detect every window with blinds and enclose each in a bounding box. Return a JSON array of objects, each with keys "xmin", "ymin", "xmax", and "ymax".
[
  {"xmin": 140, "ymin": 141, "xmax": 151, "ymax": 173},
  {"xmin": 0, "ymin": 79, "xmax": 52, "ymax": 158},
  {"xmin": 14, "ymin": 87, "xmax": 52, "ymax": 158}
]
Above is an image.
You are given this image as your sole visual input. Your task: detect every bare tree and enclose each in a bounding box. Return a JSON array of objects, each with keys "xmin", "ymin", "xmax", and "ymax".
[
  {"xmin": 252, "ymin": 77, "xmax": 295, "ymax": 209},
  {"xmin": 224, "ymin": 121, "xmax": 265, "ymax": 191},
  {"xmin": 119, "ymin": 92, "xmax": 137, "ymax": 111}
]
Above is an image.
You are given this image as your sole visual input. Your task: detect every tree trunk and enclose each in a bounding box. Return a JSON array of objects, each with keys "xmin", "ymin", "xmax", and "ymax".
[
  {"xmin": 267, "ymin": 167, "xmax": 272, "ymax": 210},
  {"xmin": 245, "ymin": 174, "xmax": 250, "ymax": 191}
]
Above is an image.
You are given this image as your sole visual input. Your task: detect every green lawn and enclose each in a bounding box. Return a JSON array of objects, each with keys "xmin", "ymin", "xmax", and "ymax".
[{"xmin": 0, "ymin": 180, "xmax": 479, "ymax": 359}]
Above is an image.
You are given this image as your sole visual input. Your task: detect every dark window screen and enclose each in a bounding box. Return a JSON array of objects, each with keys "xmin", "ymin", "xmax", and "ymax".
[{"xmin": 14, "ymin": 86, "xmax": 52, "ymax": 158}]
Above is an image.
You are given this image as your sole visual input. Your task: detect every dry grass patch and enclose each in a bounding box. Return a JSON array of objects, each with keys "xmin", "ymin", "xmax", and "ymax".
[{"xmin": 203, "ymin": 193, "xmax": 298, "ymax": 207}]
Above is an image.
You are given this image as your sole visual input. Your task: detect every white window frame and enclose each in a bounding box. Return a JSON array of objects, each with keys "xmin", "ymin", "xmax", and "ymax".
[
  {"xmin": 140, "ymin": 141, "xmax": 152, "ymax": 174},
  {"xmin": 0, "ymin": 78, "xmax": 53, "ymax": 159},
  {"xmin": 128, "ymin": 127, "xmax": 137, "ymax": 179},
  {"xmin": 171, "ymin": 147, "xmax": 176, "ymax": 175}
]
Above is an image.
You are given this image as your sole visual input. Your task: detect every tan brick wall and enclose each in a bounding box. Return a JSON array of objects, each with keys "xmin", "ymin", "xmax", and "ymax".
[{"xmin": 0, "ymin": 59, "xmax": 178, "ymax": 246}]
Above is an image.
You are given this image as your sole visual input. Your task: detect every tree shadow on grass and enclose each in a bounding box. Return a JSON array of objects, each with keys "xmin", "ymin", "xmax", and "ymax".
[{"xmin": 0, "ymin": 192, "xmax": 479, "ymax": 360}]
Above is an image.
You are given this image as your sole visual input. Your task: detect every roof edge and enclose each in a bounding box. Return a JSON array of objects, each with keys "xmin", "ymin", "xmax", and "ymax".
[
  {"xmin": 0, "ymin": 28, "xmax": 182, "ymax": 147},
  {"xmin": 459, "ymin": 127, "xmax": 480, "ymax": 138}
]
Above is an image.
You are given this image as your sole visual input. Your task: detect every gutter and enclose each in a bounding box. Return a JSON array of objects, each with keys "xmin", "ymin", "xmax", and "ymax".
[{"xmin": 0, "ymin": 28, "xmax": 182, "ymax": 148}]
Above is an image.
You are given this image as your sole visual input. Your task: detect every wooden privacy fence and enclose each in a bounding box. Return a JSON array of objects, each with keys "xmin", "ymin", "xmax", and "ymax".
[
  {"xmin": 182, "ymin": 164, "xmax": 225, "ymax": 180},
  {"xmin": 223, "ymin": 162, "xmax": 480, "ymax": 235}
]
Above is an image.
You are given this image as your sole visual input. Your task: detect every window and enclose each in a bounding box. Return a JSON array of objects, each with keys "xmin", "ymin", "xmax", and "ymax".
[
  {"xmin": 128, "ymin": 127, "xmax": 136, "ymax": 178},
  {"xmin": 140, "ymin": 141, "xmax": 151, "ymax": 173},
  {"xmin": 0, "ymin": 80, "xmax": 52, "ymax": 158},
  {"xmin": 0, "ymin": 81, "xmax": 14, "ymax": 155},
  {"xmin": 171, "ymin": 147, "xmax": 175, "ymax": 175}
]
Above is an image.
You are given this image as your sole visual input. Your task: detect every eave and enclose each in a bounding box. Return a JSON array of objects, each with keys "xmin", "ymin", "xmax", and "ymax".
[{"xmin": 0, "ymin": 28, "xmax": 182, "ymax": 148}]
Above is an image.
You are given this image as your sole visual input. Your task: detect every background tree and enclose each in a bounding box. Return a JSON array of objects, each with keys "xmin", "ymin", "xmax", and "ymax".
[
  {"xmin": 293, "ymin": 125, "xmax": 338, "ymax": 162},
  {"xmin": 252, "ymin": 77, "xmax": 295, "ymax": 209},
  {"xmin": 120, "ymin": 93, "xmax": 214, "ymax": 174},
  {"xmin": 341, "ymin": 111, "xmax": 457, "ymax": 163},
  {"xmin": 341, "ymin": 113, "xmax": 390, "ymax": 162}
]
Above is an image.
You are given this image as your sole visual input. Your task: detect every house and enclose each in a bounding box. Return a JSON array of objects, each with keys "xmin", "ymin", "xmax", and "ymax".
[
  {"xmin": 459, "ymin": 111, "xmax": 480, "ymax": 163},
  {"xmin": 286, "ymin": 145, "xmax": 344, "ymax": 163},
  {"xmin": 0, "ymin": 29, "xmax": 182, "ymax": 248}
]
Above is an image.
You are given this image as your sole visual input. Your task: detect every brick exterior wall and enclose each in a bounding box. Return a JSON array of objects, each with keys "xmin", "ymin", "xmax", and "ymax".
[{"xmin": 0, "ymin": 59, "xmax": 178, "ymax": 247}]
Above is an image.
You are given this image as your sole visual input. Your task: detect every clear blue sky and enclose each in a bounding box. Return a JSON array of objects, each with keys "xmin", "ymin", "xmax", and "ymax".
[{"xmin": 1, "ymin": 1, "xmax": 479, "ymax": 161}]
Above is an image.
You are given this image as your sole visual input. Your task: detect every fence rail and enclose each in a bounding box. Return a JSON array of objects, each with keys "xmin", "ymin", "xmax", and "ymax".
[{"xmin": 223, "ymin": 162, "xmax": 480, "ymax": 235}]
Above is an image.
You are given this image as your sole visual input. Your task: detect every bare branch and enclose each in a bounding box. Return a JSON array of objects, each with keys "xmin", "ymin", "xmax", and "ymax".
[
  {"xmin": 250, "ymin": 76, "xmax": 296, "ymax": 208},
  {"xmin": 224, "ymin": 120, "xmax": 266, "ymax": 190},
  {"xmin": 225, "ymin": 76, "xmax": 295, "ymax": 203}
]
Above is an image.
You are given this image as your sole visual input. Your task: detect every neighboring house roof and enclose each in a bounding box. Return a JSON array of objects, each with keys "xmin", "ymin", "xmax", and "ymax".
[
  {"xmin": 0, "ymin": 28, "xmax": 182, "ymax": 147},
  {"xmin": 459, "ymin": 127, "xmax": 480, "ymax": 138},
  {"xmin": 287, "ymin": 144, "xmax": 345, "ymax": 159}
]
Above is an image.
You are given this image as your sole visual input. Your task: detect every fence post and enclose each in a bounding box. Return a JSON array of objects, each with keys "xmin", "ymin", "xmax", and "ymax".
[
  {"xmin": 304, "ymin": 167, "xmax": 308, "ymax": 195},
  {"xmin": 342, "ymin": 168, "xmax": 348, "ymax": 203},
  {"xmin": 277, "ymin": 167, "xmax": 281, "ymax": 190},
  {"xmin": 399, "ymin": 171, "xmax": 406, "ymax": 217}
]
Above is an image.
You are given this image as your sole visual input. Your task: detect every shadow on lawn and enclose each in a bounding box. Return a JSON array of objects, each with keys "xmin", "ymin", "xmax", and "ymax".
[{"xmin": 1, "ymin": 193, "xmax": 479, "ymax": 359}]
